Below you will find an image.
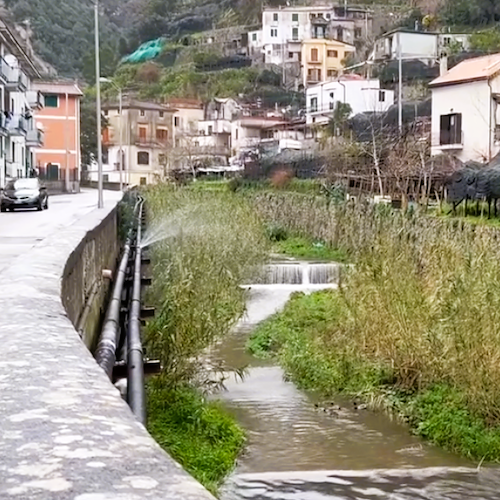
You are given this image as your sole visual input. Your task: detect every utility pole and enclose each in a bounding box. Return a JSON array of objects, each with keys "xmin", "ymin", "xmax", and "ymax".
[
  {"xmin": 398, "ymin": 31, "xmax": 403, "ymax": 133},
  {"xmin": 95, "ymin": 0, "xmax": 104, "ymax": 208},
  {"xmin": 118, "ymin": 88, "xmax": 123, "ymax": 191}
]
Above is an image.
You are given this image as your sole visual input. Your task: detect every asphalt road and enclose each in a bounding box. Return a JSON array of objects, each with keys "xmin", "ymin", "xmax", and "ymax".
[{"xmin": 0, "ymin": 189, "xmax": 122, "ymax": 274}]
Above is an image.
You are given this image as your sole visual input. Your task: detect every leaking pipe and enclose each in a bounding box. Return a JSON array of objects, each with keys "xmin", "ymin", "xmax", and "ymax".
[
  {"xmin": 127, "ymin": 200, "xmax": 146, "ymax": 424},
  {"xmin": 95, "ymin": 201, "xmax": 139, "ymax": 379}
]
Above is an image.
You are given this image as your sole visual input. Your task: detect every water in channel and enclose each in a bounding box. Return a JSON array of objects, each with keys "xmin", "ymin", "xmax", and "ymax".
[{"xmin": 208, "ymin": 262, "xmax": 500, "ymax": 500}]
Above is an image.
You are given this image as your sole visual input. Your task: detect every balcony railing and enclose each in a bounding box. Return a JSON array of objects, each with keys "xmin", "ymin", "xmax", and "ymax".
[
  {"xmin": 26, "ymin": 90, "xmax": 44, "ymax": 110},
  {"xmin": 26, "ymin": 128, "xmax": 44, "ymax": 147},
  {"xmin": 5, "ymin": 66, "xmax": 28, "ymax": 91},
  {"xmin": 0, "ymin": 57, "xmax": 9, "ymax": 82},
  {"xmin": 6, "ymin": 114, "xmax": 27, "ymax": 136}
]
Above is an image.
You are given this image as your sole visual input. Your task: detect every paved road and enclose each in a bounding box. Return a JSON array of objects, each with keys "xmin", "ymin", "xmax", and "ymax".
[{"xmin": 0, "ymin": 189, "xmax": 122, "ymax": 274}]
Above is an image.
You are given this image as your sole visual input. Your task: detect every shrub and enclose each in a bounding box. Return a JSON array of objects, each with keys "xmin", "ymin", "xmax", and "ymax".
[{"xmin": 270, "ymin": 169, "xmax": 293, "ymax": 189}]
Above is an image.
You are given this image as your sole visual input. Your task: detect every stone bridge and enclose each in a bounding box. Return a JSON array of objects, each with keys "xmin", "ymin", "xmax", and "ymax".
[{"xmin": 0, "ymin": 190, "xmax": 215, "ymax": 499}]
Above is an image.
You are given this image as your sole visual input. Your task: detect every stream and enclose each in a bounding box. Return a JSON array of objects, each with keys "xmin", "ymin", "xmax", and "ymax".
[{"xmin": 208, "ymin": 262, "xmax": 500, "ymax": 499}]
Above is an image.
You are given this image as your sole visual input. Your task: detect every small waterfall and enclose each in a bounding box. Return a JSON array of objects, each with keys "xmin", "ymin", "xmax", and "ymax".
[
  {"xmin": 265, "ymin": 264, "xmax": 303, "ymax": 284},
  {"xmin": 250, "ymin": 263, "xmax": 341, "ymax": 287},
  {"xmin": 308, "ymin": 264, "xmax": 340, "ymax": 284}
]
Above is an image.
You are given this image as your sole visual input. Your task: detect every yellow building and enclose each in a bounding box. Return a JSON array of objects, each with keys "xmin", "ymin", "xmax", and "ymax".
[{"xmin": 301, "ymin": 38, "xmax": 355, "ymax": 88}]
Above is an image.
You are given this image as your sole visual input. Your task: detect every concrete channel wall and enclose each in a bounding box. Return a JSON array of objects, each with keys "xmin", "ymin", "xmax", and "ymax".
[{"xmin": 0, "ymin": 198, "xmax": 216, "ymax": 499}]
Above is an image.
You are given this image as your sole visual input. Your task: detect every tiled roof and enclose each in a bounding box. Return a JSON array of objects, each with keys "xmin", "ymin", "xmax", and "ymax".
[
  {"xmin": 34, "ymin": 81, "xmax": 83, "ymax": 96},
  {"xmin": 430, "ymin": 53, "xmax": 500, "ymax": 87}
]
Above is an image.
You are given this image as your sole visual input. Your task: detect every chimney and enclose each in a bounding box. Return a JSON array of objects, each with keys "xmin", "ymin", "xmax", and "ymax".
[{"xmin": 440, "ymin": 56, "xmax": 448, "ymax": 76}]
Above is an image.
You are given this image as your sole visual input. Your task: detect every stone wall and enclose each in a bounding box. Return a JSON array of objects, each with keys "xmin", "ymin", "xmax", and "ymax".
[{"xmin": 62, "ymin": 207, "xmax": 118, "ymax": 349}]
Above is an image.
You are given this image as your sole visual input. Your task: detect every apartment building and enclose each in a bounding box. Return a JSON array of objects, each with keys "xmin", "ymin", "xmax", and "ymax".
[
  {"xmin": 0, "ymin": 19, "xmax": 43, "ymax": 188},
  {"xmin": 96, "ymin": 99, "xmax": 176, "ymax": 186},
  {"xmin": 33, "ymin": 81, "xmax": 83, "ymax": 192},
  {"xmin": 302, "ymin": 38, "xmax": 355, "ymax": 87},
  {"xmin": 306, "ymin": 76, "xmax": 394, "ymax": 125},
  {"xmin": 260, "ymin": 4, "xmax": 371, "ymax": 66}
]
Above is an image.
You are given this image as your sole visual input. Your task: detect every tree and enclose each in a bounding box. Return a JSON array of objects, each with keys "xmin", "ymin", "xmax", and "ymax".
[{"xmin": 80, "ymin": 90, "xmax": 108, "ymax": 168}]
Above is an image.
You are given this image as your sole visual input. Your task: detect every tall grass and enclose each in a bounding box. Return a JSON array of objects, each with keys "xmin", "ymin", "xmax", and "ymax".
[
  {"xmin": 144, "ymin": 184, "xmax": 268, "ymax": 388},
  {"xmin": 250, "ymin": 192, "xmax": 500, "ymax": 425}
]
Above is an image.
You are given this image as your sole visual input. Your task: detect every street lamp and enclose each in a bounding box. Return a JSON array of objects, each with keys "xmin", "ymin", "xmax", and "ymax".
[
  {"xmin": 100, "ymin": 78, "xmax": 124, "ymax": 191},
  {"xmin": 94, "ymin": 0, "xmax": 103, "ymax": 208}
]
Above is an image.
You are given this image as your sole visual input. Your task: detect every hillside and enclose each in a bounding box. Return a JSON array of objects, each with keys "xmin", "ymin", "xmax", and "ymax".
[{"xmin": 3, "ymin": 0, "xmax": 499, "ymax": 78}]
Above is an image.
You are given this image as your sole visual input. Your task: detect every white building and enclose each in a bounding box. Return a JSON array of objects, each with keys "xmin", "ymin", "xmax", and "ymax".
[
  {"xmin": 306, "ymin": 76, "xmax": 394, "ymax": 125},
  {"xmin": 430, "ymin": 53, "xmax": 500, "ymax": 164},
  {"xmin": 0, "ymin": 20, "xmax": 43, "ymax": 187},
  {"xmin": 373, "ymin": 28, "xmax": 470, "ymax": 63},
  {"xmin": 260, "ymin": 4, "xmax": 371, "ymax": 66}
]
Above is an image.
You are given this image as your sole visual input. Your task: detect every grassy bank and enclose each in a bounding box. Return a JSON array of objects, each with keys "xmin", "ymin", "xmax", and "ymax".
[
  {"xmin": 147, "ymin": 383, "xmax": 245, "ymax": 495},
  {"xmin": 248, "ymin": 291, "xmax": 500, "ymax": 462},
  {"xmin": 141, "ymin": 185, "xmax": 268, "ymax": 493},
  {"xmin": 246, "ymin": 192, "xmax": 500, "ymax": 462}
]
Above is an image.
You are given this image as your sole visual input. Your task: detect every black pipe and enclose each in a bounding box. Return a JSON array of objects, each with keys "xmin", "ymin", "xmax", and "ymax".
[
  {"xmin": 127, "ymin": 201, "xmax": 146, "ymax": 424},
  {"xmin": 95, "ymin": 201, "xmax": 139, "ymax": 379}
]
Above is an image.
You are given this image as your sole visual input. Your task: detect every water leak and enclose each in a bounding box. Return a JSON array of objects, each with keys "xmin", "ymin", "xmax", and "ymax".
[{"xmin": 208, "ymin": 269, "xmax": 500, "ymax": 500}]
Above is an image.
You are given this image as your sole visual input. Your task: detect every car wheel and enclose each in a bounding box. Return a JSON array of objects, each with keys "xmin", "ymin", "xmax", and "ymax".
[
  {"xmin": 0, "ymin": 206, "xmax": 6, "ymax": 213},
  {"xmin": 44, "ymin": 198, "xmax": 49, "ymax": 210},
  {"xmin": 37, "ymin": 201, "xmax": 43, "ymax": 211}
]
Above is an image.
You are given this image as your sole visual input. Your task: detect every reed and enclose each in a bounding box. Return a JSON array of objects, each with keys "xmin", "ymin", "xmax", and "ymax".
[{"xmin": 250, "ymin": 192, "xmax": 500, "ymax": 425}]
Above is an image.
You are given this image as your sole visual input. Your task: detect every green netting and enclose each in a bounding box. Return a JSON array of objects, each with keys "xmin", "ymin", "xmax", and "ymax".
[{"xmin": 122, "ymin": 38, "xmax": 165, "ymax": 64}]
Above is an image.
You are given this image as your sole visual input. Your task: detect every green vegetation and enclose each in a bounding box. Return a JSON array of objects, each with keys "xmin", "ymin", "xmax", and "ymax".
[
  {"xmin": 247, "ymin": 192, "xmax": 500, "ymax": 461},
  {"xmin": 147, "ymin": 383, "xmax": 245, "ymax": 495},
  {"xmin": 141, "ymin": 185, "xmax": 267, "ymax": 492}
]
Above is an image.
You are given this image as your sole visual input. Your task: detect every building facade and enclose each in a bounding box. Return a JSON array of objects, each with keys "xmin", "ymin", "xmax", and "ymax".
[
  {"xmin": 430, "ymin": 54, "xmax": 500, "ymax": 164},
  {"xmin": 33, "ymin": 81, "xmax": 82, "ymax": 192},
  {"xmin": 302, "ymin": 38, "xmax": 355, "ymax": 87},
  {"xmin": 0, "ymin": 19, "xmax": 43, "ymax": 188},
  {"xmin": 93, "ymin": 100, "xmax": 176, "ymax": 186},
  {"xmin": 306, "ymin": 76, "xmax": 394, "ymax": 125},
  {"xmin": 373, "ymin": 28, "xmax": 470, "ymax": 63}
]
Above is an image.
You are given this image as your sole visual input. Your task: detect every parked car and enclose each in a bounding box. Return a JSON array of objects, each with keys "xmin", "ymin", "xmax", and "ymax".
[{"xmin": 0, "ymin": 178, "xmax": 49, "ymax": 212}]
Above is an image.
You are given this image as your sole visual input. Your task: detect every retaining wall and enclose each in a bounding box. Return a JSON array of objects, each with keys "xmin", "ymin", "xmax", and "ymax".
[{"xmin": 0, "ymin": 198, "xmax": 215, "ymax": 499}]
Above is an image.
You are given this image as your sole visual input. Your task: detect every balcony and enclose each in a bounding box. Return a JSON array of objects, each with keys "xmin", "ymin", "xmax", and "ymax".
[
  {"xmin": 26, "ymin": 128, "xmax": 44, "ymax": 147},
  {"xmin": 0, "ymin": 112, "xmax": 8, "ymax": 136},
  {"xmin": 0, "ymin": 57, "xmax": 9, "ymax": 83},
  {"xmin": 5, "ymin": 66, "xmax": 28, "ymax": 92},
  {"xmin": 7, "ymin": 114, "xmax": 27, "ymax": 136},
  {"xmin": 26, "ymin": 90, "xmax": 44, "ymax": 110}
]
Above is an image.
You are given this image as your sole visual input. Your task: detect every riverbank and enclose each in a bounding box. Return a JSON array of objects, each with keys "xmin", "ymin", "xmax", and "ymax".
[{"xmin": 245, "ymin": 191, "xmax": 500, "ymax": 463}]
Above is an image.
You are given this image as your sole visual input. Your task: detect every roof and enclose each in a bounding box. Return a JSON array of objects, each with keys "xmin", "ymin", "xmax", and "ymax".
[
  {"xmin": 302, "ymin": 38, "xmax": 355, "ymax": 48},
  {"xmin": 34, "ymin": 81, "xmax": 83, "ymax": 96},
  {"xmin": 166, "ymin": 98, "xmax": 203, "ymax": 109},
  {"xmin": 430, "ymin": 53, "xmax": 500, "ymax": 88},
  {"xmin": 103, "ymin": 99, "xmax": 176, "ymax": 112}
]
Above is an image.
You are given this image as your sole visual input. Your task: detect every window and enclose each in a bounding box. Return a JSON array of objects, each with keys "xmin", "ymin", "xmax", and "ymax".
[
  {"xmin": 326, "ymin": 13, "xmax": 331, "ymax": 19},
  {"xmin": 208, "ymin": 125, "xmax": 213, "ymax": 135},
  {"xmin": 156, "ymin": 128, "xmax": 168, "ymax": 141},
  {"xmin": 271, "ymin": 28, "xmax": 278, "ymax": 37},
  {"xmin": 355, "ymin": 28, "xmax": 362, "ymax": 38},
  {"xmin": 330, "ymin": 101, "xmax": 335, "ymax": 110},
  {"xmin": 327, "ymin": 69, "xmax": 337, "ymax": 78},
  {"xmin": 103, "ymin": 109, "xmax": 109, "ymax": 116},
  {"xmin": 159, "ymin": 111, "xmax": 164, "ymax": 118},
  {"xmin": 44, "ymin": 95, "xmax": 58, "ymax": 108},
  {"xmin": 140, "ymin": 177, "xmax": 147, "ymax": 185},
  {"xmin": 137, "ymin": 151, "xmax": 150, "ymax": 165},
  {"xmin": 311, "ymin": 48, "xmax": 319, "ymax": 61},
  {"xmin": 330, "ymin": 92, "xmax": 335, "ymax": 98},
  {"xmin": 174, "ymin": 116, "xmax": 180, "ymax": 127},
  {"xmin": 310, "ymin": 97, "xmax": 318, "ymax": 112},
  {"xmin": 273, "ymin": 13, "xmax": 278, "ymax": 22},
  {"xmin": 327, "ymin": 50, "xmax": 338, "ymax": 58},
  {"xmin": 440, "ymin": 113, "xmax": 462, "ymax": 145},
  {"xmin": 292, "ymin": 13, "xmax": 299, "ymax": 22},
  {"xmin": 159, "ymin": 153, "xmax": 166, "ymax": 165},
  {"xmin": 379, "ymin": 90, "xmax": 385, "ymax": 102},
  {"xmin": 139, "ymin": 126, "xmax": 147, "ymax": 140},
  {"xmin": 252, "ymin": 33, "xmax": 257, "ymax": 42},
  {"xmin": 103, "ymin": 174, "xmax": 109, "ymax": 182},
  {"xmin": 292, "ymin": 27, "xmax": 299, "ymax": 40},
  {"xmin": 140, "ymin": 109, "xmax": 145, "ymax": 117},
  {"xmin": 288, "ymin": 52, "xmax": 294, "ymax": 59},
  {"xmin": 102, "ymin": 147, "xmax": 109, "ymax": 165}
]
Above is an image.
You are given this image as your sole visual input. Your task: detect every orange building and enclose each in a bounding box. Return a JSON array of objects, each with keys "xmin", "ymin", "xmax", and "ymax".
[{"xmin": 33, "ymin": 81, "xmax": 83, "ymax": 192}]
